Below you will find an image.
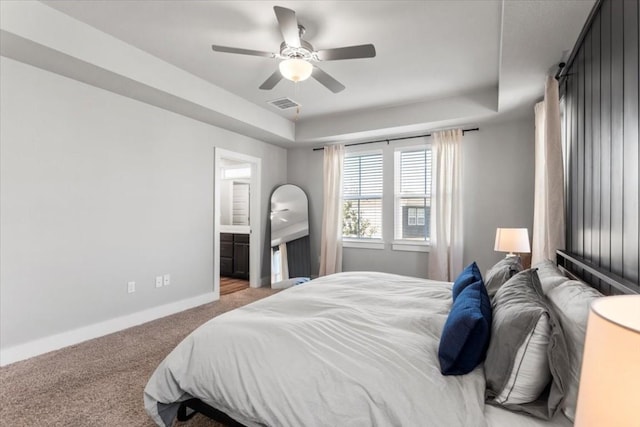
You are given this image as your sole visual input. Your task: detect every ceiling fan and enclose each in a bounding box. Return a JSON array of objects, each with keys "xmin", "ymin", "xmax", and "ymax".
[{"xmin": 211, "ymin": 6, "xmax": 376, "ymax": 93}]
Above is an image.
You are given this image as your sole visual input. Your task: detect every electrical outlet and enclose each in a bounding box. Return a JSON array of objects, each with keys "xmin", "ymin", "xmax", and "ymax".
[
  {"xmin": 127, "ymin": 281, "xmax": 136, "ymax": 293},
  {"xmin": 163, "ymin": 274, "xmax": 171, "ymax": 286},
  {"xmin": 155, "ymin": 276, "xmax": 163, "ymax": 288}
]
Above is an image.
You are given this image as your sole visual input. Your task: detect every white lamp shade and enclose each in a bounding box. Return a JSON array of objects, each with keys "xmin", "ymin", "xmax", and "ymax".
[
  {"xmin": 279, "ymin": 58, "xmax": 313, "ymax": 82},
  {"xmin": 575, "ymin": 295, "xmax": 640, "ymax": 427},
  {"xmin": 494, "ymin": 228, "xmax": 531, "ymax": 254}
]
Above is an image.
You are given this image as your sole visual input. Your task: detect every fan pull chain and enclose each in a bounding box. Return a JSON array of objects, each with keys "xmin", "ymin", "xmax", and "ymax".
[{"xmin": 294, "ymin": 82, "xmax": 301, "ymax": 121}]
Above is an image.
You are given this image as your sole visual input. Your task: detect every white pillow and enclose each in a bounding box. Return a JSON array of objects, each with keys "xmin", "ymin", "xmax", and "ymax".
[{"xmin": 494, "ymin": 313, "xmax": 551, "ymax": 404}]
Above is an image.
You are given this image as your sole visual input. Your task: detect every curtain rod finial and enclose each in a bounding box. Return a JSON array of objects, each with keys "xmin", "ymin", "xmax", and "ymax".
[{"xmin": 555, "ymin": 62, "xmax": 566, "ymax": 80}]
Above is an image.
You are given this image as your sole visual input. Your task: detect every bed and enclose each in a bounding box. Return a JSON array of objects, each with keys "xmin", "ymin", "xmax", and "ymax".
[{"xmin": 144, "ymin": 252, "xmax": 633, "ymax": 427}]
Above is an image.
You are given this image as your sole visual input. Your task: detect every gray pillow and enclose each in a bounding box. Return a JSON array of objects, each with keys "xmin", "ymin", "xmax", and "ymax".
[
  {"xmin": 546, "ymin": 279, "xmax": 602, "ymax": 421},
  {"xmin": 485, "ymin": 269, "xmax": 570, "ymax": 420},
  {"xmin": 484, "ymin": 256, "xmax": 523, "ymax": 298},
  {"xmin": 534, "ymin": 260, "xmax": 568, "ymax": 294}
]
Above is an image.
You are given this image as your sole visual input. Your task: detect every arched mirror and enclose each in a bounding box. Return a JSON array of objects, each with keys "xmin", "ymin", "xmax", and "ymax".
[{"xmin": 270, "ymin": 184, "xmax": 311, "ymax": 287}]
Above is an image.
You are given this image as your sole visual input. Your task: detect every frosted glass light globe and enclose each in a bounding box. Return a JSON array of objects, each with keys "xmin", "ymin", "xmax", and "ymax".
[{"xmin": 279, "ymin": 58, "xmax": 313, "ymax": 82}]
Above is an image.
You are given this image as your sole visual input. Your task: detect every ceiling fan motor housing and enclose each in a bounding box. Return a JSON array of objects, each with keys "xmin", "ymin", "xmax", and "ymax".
[{"xmin": 279, "ymin": 40, "xmax": 317, "ymax": 61}]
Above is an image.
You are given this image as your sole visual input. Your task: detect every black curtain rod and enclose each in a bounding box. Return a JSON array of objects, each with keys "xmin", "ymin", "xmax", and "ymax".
[
  {"xmin": 554, "ymin": 62, "xmax": 566, "ymax": 81},
  {"xmin": 555, "ymin": 0, "xmax": 602, "ymax": 83},
  {"xmin": 312, "ymin": 127, "xmax": 480, "ymax": 151}
]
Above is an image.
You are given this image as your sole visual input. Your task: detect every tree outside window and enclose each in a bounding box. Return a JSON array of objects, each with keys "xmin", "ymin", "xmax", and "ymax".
[{"xmin": 342, "ymin": 152, "xmax": 383, "ymax": 239}]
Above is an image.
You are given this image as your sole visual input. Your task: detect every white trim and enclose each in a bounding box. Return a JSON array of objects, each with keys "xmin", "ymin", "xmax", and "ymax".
[
  {"xmin": 214, "ymin": 148, "xmax": 262, "ymax": 290},
  {"xmin": 391, "ymin": 240, "xmax": 431, "ymax": 252},
  {"xmin": 342, "ymin": 239, "xmax": 385, "ymax": 250},
  {"xmin": 219, "ymin": 225, "xmax": 251, "ymax": 234},
  {"xmin": 344, "ymin": 146, "xmax": 384, "ymax": 156},
  {"xmin": 0, "ymin": 292, "xmax": 216, "ymax": 367}
]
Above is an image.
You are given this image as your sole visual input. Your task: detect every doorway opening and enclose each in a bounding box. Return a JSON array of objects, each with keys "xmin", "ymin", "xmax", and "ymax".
[{"xmin": 214, "ymin": 148, "xmax": 261, "ymax": 298}]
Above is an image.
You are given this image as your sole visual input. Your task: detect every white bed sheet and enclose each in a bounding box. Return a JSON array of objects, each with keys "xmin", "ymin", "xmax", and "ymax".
[{"xmin": 485, "ymin": 404, "xmax": 573, "ymax": 427}]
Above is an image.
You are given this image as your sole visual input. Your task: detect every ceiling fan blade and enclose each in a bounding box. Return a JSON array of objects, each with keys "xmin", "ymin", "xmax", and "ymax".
[
  {"xmin": 211, "ymin": 45, "xmax": 275, "ymax": 58},
  {"xmin": 274, "ymin": 6, "xmax": 301, "ymax": 48},
  {"xmin": 259, "ymin": 70, "xmax": 283, "ymax": 90},
  {"xmin": 316, "ymin": 44, "xmax": 377, "ymax": 61},
  {"xmin": 312, "ymin": 66, "xmax": 345, "ymax": 93}
]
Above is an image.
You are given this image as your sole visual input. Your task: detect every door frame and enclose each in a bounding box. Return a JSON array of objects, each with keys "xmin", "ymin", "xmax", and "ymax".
[{"xmin": 214, "ymin": 148, "xmax": 262, "ymax": 297}]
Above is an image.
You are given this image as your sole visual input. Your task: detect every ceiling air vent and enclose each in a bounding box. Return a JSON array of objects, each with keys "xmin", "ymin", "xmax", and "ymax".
[{"xmin": 268, "ymin": 97, "xmax": 300, "ymax": 110}]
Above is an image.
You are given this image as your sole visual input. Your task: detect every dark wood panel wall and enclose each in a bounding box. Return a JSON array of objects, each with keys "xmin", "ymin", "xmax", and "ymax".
[
  {"xmin": 286, "ymin": 235, "xmax": 311, "ymax": 278},
  {"xmin": 561, "ymin": 0, "xmax": 639, "ymax": 291}
]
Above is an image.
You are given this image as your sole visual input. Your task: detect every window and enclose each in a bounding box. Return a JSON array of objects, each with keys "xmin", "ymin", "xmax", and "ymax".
[
  {"xmin": 342, "ymin": 152, "xmax": 383, "ymax": 239},
  {"xmin": 394, "ymin": 148, "xmax": 431, "ymax": 241}
]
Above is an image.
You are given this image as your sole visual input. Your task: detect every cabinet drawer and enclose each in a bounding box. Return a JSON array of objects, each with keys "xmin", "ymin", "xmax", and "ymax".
[
  {"xmin": 233, "ymin": 242, "xmax": 250, "ymax": 279},
  {"xmin": 220, "ymin": 242, "xmax": 233, "ymax": 258},
  {"xmin": 220, "ymin": 257, "xmax": 233, "ymax": 276},
  {"xmin": 234, "ymin": 233, "xmax": 250, "ymax": 243}
]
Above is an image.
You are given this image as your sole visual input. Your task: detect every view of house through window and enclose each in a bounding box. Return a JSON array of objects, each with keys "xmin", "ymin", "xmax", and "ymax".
[
  {"xmin": 342, "ymin": 152, "xmax": 383, "ymax": 239},
  {"xmin": 395, "ymin": 148, "xmax": 431, "ymax": 241}
]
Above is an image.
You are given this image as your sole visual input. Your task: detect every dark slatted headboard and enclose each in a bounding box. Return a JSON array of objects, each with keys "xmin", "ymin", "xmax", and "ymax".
[
  {"xmin": 557, "ymin": 250, "xmax": 640, "ymax": 295},
  {"xmin": 559, "ymin": 0, "xmax": 639, "ymax": 292}
]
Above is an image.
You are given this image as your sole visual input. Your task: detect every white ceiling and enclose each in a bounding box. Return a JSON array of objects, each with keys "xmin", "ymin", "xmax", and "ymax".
[
  {"xmin": 43, "ymin": 0, "xmax": 501, "ymax": 120},
  {"xmin": 1, "ymin": 1, "xmax": 595, "ymax": 146}
]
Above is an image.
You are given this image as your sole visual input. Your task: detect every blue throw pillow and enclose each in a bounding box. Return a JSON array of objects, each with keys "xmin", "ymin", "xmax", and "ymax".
[
  {"xmin": 438, "ymin": 280, "xmax": 492, "ymax": 375},
  {"xmin": 452, "ymin": 262, "xmax": 483, "ymax": 301}
]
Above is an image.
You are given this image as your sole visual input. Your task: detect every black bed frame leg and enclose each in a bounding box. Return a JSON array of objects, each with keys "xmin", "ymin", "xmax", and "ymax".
[
  {"xmin": 177, "ymin": 400, "xmax": 198, "ymax": 421},
  {"xmin": 175, "ymin": 398, "xmax": 247, "ymax": 426}
]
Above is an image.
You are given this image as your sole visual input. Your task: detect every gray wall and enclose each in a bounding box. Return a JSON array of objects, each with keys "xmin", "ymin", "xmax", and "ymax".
[
  {"xmin": 287, "ymin": 116, "xmax": 535, "ymax": 278},
  {"xmin": 461, "ymin": 117, "xmax": 535, "ymax": 273},
  {"xmin": 0, "ymin": 57, "xmax": 287, "ymax": 349}
]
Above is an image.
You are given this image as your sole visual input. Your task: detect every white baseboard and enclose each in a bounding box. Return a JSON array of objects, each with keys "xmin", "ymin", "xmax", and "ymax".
[{"xmin": 0, "ymin": 292, "xmax": 217, "ymax": 367}]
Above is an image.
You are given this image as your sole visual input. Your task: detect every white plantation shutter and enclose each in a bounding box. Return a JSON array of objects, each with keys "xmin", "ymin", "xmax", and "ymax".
[
  {"xmin": 395, "ymin": 148, "xmax": 432, "ymax": 241},
  {"xmin": 232, "ymin": 182, "xmax": 250, "ymax": 225},
  {"xmin": 342, "ymin": 152, "xmax": 383, "ymax": 239}
]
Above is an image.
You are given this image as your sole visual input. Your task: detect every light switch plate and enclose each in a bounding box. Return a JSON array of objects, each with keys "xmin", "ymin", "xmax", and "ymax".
[
  {"xmin": 163, "ymin": 274, "xmax": 170, "ymax": 286},
  {"xmin": 127, "ymin": 281, "xmax": 136, "ymax": 293},
  {"xmin": 155, "ymin": 276, "xmax": 163, "ymax": 288}
]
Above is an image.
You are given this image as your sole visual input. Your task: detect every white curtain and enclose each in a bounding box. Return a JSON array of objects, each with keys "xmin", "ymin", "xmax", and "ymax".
[
  {"xmin": 532, "ymin": 76, "xmax": 565, "ymax": 265},
  {"xmin": 429, "ymin": 129, "xmax": 464, "ymax": 281},
  {"xmin": 319, "ymin": 144, "xmax": 344, "ymax": 276}
]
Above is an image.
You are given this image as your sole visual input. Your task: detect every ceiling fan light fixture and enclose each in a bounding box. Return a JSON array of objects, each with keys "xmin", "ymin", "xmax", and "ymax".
[{"xmin": 279, "ymin": 58, "xmax": 313, "ymax": 82}]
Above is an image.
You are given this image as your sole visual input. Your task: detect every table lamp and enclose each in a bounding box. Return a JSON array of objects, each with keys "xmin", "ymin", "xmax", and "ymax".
[
  {"xmin": 494, "ymin": 228, "xmax": 530, "ymax": 257},
  {"xmin": 575, "ymin": 295, "xmax": 640, "ymax": 426}
]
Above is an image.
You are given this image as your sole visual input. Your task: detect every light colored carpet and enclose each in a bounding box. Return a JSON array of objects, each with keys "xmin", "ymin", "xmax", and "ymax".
[{"xmin": 0, "ymin": 287, "xmax": 277, "ymax": 427}]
